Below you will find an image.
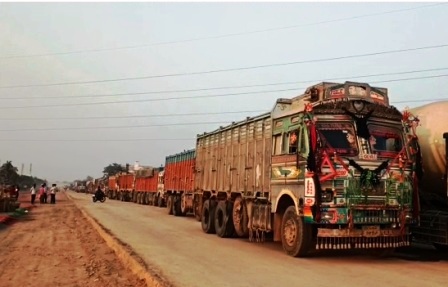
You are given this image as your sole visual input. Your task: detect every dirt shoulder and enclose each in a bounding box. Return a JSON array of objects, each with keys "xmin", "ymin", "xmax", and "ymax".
[{"xmin": 0, "ymin": 191, "xmax": 147, "ymax": 287}]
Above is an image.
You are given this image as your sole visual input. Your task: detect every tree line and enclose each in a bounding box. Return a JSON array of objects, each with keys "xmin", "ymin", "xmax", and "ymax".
[{"xmin": 0, "ymin": 161, "xmax": 46, "ymax": 188}]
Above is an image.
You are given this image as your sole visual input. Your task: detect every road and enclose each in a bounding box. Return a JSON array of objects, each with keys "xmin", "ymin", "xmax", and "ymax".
[{"xmin": 68, "ymin": 191, "xmax": 448, "ymax": 287}]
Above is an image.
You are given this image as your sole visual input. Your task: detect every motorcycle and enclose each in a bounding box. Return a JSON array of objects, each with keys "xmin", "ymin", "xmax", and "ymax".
[{"xmin": 92, "ymin": 193, "xmax": 106, "ymax": 203}]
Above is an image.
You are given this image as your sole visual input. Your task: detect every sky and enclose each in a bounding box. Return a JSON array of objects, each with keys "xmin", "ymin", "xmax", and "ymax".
[{"xmin": 0, "ymin": 2, "xmax": 447, "ymax": 182}]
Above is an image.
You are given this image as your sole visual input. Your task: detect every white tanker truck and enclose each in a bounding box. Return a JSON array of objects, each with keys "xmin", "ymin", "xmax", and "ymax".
[{"xmin": 410, "ymin": 101, "xmax": 448, "ymax": 250}]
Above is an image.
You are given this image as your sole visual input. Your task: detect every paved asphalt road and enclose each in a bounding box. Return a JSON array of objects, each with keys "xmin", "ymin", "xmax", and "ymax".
[{"xmin": 68, "ymin": 191, "xmax": 448, "ymax": 287}]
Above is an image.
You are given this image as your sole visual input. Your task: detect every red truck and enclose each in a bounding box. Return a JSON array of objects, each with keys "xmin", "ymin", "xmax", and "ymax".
[{"xmin": 162, "ymin": 149, "xmax": 196, "ymax": 217}]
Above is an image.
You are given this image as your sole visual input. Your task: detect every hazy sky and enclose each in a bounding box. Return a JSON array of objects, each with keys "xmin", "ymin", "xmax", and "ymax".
[{"xmin": 0, "ymin": 2, "xmax": 447, "ymax": 182}]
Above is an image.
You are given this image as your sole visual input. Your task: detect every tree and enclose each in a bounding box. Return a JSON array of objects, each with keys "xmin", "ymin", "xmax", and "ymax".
[
  {"xmin": 0, "ymin": 161, "xmax": 19, "ymax": 185},
  {"xmin": 103, "ymin": 163, "xmax": 126, "ymax": 176}
]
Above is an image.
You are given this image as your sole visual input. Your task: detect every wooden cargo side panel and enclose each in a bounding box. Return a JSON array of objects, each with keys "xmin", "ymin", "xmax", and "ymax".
[
  {"xmin": 239, "ymin": 124, "xmax": 248, "ymax": 192},
  {"xmin": 186, "ymin": 152, "xmax": 195, "ymax": 192},
  {"xmin": 245, "ymin": 123, "xmax": 254, "ymax": 192},
  {"xmin": 209, "ymin": 134, "xmax": 218, "ymax": 192},
  {"xmin": 217, "ymin": 132, "xmax": 225, "ymax": 192},
  {"xmin": 210, "ymin": 134, "xmax": 220, "ymax": 192},
  {"xmin": 195, "ymin": 113, "xmax": 271, "ymax": 195},
  {"xmin": 223, "ymin": 129, "xmax": 232, "ymax": 192},
  {"xmin": 195, "ymin": 138, "xmax": 205, "ymax": 193},
  {"xmin": 231, "ymin": 127, "xmax": 240, "ymax": 192}
]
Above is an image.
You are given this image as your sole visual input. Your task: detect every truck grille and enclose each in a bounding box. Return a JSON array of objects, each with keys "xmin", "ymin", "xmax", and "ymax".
[{"xmin": 351, "ymin": 209, "xmax": 400, "ymax": 224}]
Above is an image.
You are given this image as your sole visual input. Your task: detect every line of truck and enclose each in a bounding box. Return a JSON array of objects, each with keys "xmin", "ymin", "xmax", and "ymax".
[{"xmin": 86, "ymin": 81, "xmax": 448, "ymax": 257}]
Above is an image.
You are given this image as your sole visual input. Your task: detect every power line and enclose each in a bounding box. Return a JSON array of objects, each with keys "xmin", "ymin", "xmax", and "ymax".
[
  {"xmin": 1, "ymin": 95, "xmax": 447, "ymax": 133},
  {"xmin": 1, "ymin": 67, "xmax": 447, "ymax": 100},
  {"xmin": 0, "ymin": 88, "xmax": 299, "ymax": 110},
  {"xmin": 0, "ymin": 74, "xmax": 447, "ymax": 110},
  {"xmin": 0, "ymin": 110, "xmax": 267, "ymax": 121},
  {"xmin": 394, "ymin": 98, "xmax": 448, "ymax": 104},
  {"xmin": 1, "ymin": 43, "xmax": 447, "ymax": 89},
  {"xmin": 0, "ymin": 121, "xmax": 232, "ymax": 132},
  {"xmin": 0, "ymin": 138, "xmax": 193, "ymax": 142},
  {"xmin": 0, "ymin": 3, "xmax": 443, "ymax": 60}
]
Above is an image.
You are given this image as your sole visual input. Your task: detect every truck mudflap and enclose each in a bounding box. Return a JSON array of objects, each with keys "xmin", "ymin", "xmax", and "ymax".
[
  {"xmin": 412, "ymin": 210, "xmax": 448, "ymax": 246},
  {"xmin": 316, "ymin": 227, "xmax": 411, "ymax": 249}
]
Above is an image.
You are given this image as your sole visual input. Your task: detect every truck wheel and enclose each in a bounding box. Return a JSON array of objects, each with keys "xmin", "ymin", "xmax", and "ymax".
[
  {"xmin": 158, "ymin": 196, "xmax": 164, "ymax": 207},
  {"xmin": 194, "ymin": 199, "xmax": 202, "ymax": 221},
  {"xmin": 233, "ymin": 196, "xmax": 249, "ymax": 237},
  {"xmin": 167, "ymin": 195, "xmax": 173, "ymax": 215},
  {"xmin": 281, "ymin": 206, "xmax": 312, "ymax": 257},
  {"xmin": 180, "ymin": 194, "xmax": 188, "ymax": 216},
  {"xmin": 434, "ymin": 243, "xmax": 448, "ymax": 252},
  {"xmin": 201, "ymin": 199, "xmax": 216, "ymax": 234},
  {"xmin": 215, "ymin": 201, "xmax": 235, "ymax": 238},
  {"xmin": 173, "ymin": 196, "xmax": 183, "ymax": 216}
]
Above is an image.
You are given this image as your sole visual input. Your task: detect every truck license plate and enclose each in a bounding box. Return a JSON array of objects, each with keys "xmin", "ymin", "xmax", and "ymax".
[{"xmin": 362, "ymin": 225, "xmax": 380, "ymax": 237}]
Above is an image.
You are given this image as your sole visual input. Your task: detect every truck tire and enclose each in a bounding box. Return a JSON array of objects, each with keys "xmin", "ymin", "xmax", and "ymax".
[
  {"xmin": 215, "ymin": 201, "xmax": 235, "ymax": 238},
  {"xmin": 194, "ymin": 198, "xmax": 202, "ymax": 221},
  {"xmin": 434, "ymin": 243, "xmax": 448, "ymax": 252},
  {"xmin": 281, "ymin": 206, "xmax": 312, "ymax": 257},
  {"xmin": 180, "ymin": 194, "xmax": 188, "ymax": 216},
  {"xmin": 152, "ymin": 194, "xmax": 157, "ymax": 206},
  {"xmin": 173, "ymin": 196, "xmax": 183, "ymax": 216},
  {"xmin": 233, "ymin": 196, "xmax": 249, "ymax": 237},
  {"xmin": 201, "ymin": 199, "xmax": 216, "ymax": 234},
  {"xmin": 158, "ymin": 196, "xmax": 164, "ymax": 207},
  {"xmin": 167, "ymin": 195, "xmax": 173, "ymax": 215}
]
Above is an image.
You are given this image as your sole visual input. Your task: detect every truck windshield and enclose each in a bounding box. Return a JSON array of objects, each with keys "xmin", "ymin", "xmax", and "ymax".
[
  {"xmin": 316, "ymin": 122, "xmax": 358, "ymax": 156},
  {"xmin": 367, "ymin": 124, "xmax": 403, "ymax": 158}
]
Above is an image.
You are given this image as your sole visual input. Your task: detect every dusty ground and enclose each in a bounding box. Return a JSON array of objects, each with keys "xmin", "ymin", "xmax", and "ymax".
[{"xmin": 0, "ymin": 191, "xmax": 147, "ymax": 287}]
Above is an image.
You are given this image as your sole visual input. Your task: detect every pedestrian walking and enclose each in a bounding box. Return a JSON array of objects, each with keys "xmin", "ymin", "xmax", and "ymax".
[
  {"xmin": 50, "ymin": 184, "xmax": 57, "ymax": 204},
  {"xmin": 30, "ymin": 183, "xmax": 37, "ymax": 205}
]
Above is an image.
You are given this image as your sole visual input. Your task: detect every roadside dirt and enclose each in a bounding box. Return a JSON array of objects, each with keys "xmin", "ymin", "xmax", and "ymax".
[{"xmin": 0, "ymin": 191, "xmax": 147, "ymax": 287}]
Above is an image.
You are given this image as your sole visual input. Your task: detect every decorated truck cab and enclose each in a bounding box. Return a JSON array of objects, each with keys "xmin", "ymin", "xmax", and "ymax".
[{"xmin": 282, "ymin": 81, "xmax": 419, "ymax": 255}]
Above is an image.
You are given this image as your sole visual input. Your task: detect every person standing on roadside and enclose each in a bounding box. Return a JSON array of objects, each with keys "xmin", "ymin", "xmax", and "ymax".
[
  {"xmin": 50, "ymin": 184, "xmax": 57, "ymax": 204},
  {"xmin": 30, "ymin": 183, "xmax": 37, "ymax": 205},
  {"xmin": 39, "ymin": 183, "xmax": 47, "ymax": 204}
]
